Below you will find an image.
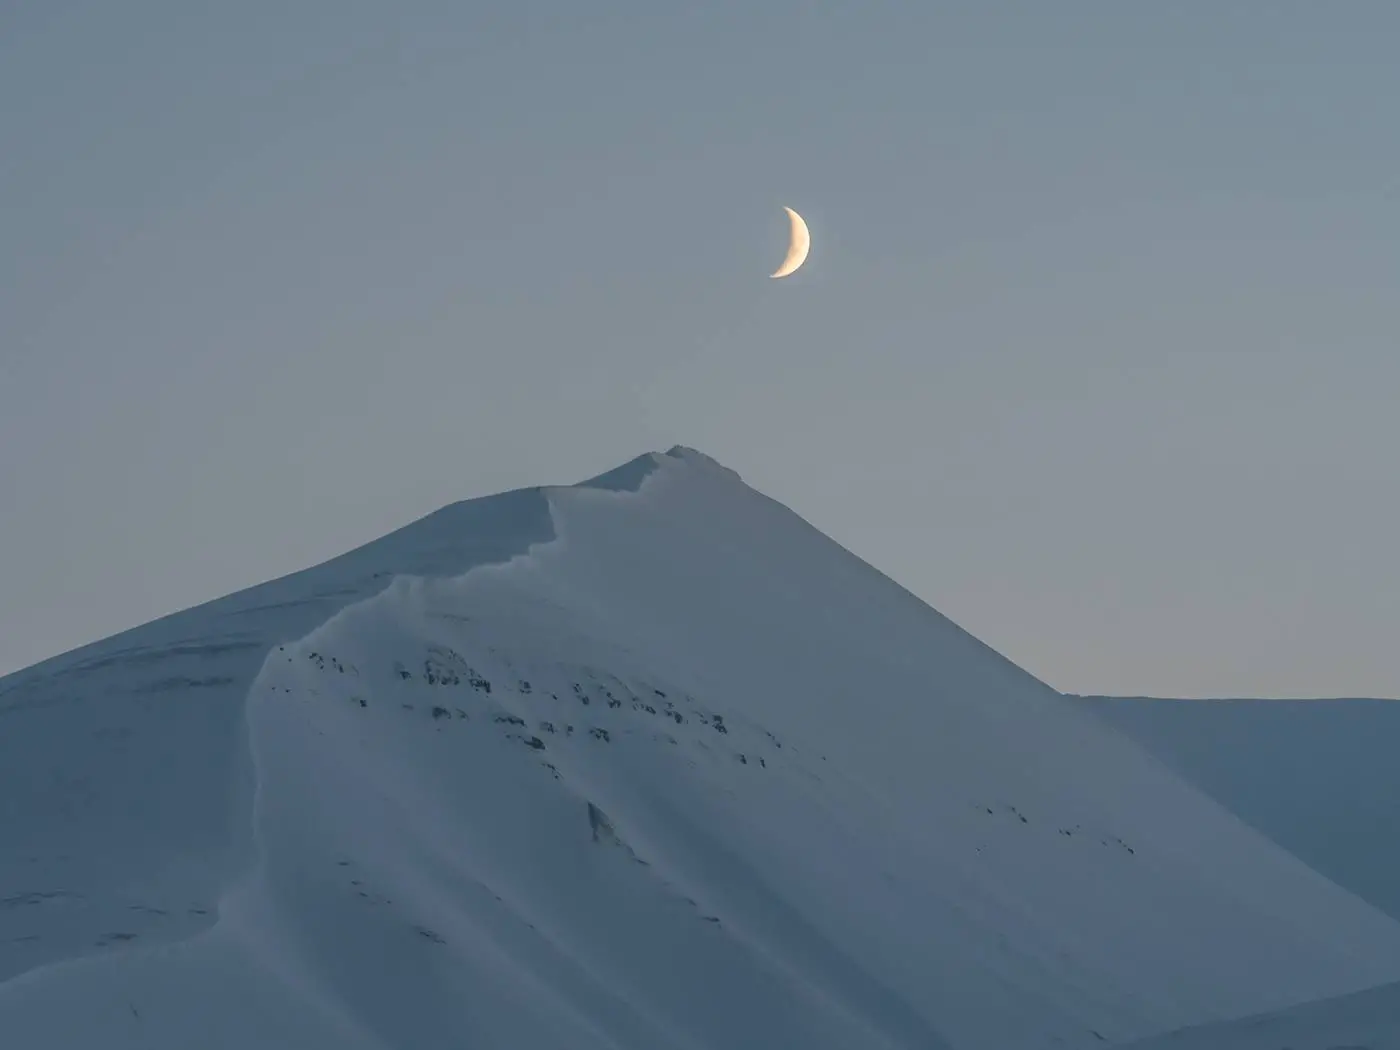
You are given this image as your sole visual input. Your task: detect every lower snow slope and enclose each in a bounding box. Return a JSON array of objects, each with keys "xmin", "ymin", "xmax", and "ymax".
[
  {"xmin": 1122, "ymin": 977, "xmax": 1400, "ymax": 1049},
  {"xmin": 1076, "ymin": 696, "xmax": 1400, "ymax": 922},
  {"xmin": 4, "ymin": 447, "xmax": 1400, "ymax": 1049}
]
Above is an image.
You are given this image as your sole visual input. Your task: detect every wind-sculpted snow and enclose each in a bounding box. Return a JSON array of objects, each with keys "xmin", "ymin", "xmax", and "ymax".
[
  {"xmin": 4, "ymin": 448, "xmax": 1400, "ymax": 1049},
  {"xmin": 0, "ymin": 459, "xmax": 649, "ymax": 987}
]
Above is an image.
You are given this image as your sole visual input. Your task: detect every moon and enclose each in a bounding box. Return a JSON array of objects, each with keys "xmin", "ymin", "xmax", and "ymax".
[{"xmin": 770, "ymin": 206, "xmax": 810, "ymax": 279}]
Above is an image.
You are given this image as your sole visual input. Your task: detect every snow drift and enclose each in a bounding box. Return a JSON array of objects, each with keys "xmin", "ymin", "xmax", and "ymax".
[{"xmin": 3, "ymin": 446, "xmax": 1400, "ymax": 1049}]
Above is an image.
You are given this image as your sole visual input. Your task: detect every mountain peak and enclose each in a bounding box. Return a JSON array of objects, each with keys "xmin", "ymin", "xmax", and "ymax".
[
  {"xmin": 5, "ymin": 451, "xmax": 1400, "ymax": 1049},
  {"xmin": 574, "ymin": 446, "xmax": 740, "ymax": 495},
  {"xmin": 659, "ymin": 444, "xmax": 741, "ymax": 478}
]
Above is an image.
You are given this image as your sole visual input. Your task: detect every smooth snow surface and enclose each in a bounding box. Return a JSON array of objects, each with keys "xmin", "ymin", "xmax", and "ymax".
[
  {"xmin": 5, "ymin": 447, "xmax": 1400, "ymax": 1049},
  {"xmin": 1076, "ymin": 695, "xmax": 1400, "ymax": 922},
  {"xmin": 1122, "ymin": 978, "xmax": 1400, "ymax": 1049}
]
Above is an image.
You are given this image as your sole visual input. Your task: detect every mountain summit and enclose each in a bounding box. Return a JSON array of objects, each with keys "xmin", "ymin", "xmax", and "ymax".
[{"xmin": 4, "ymin": 447, "xmax": 1400, "ymax": 1049}]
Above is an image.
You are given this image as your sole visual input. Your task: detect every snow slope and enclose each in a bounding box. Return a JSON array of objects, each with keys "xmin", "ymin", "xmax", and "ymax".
[
  {"xmin": 1074, "ymin": 696, "xmax": 1400, "ymax": 1048},
  {"xmin": 1122, "ymin": 978, "xmax": 1400, "ymax": 1049},
  {"xmin": 1075, "ymin": 696, "xmax": 1400, "ymax": 921},
  {"xmin": 4, "ymin": 446, "xmax": 1400, "ymax": 1049}
]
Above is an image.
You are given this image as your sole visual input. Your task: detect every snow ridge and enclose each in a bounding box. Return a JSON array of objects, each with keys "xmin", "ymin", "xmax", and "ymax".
[{"xmin": 4, "ymin": 448, "xmax": 1400, "ymax": 1049}]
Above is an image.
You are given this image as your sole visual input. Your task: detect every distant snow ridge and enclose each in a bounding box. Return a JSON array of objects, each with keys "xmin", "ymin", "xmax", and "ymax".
[{"xmin": 4, "ymin": 447, "xmax": 1400, "ymax": 1049}]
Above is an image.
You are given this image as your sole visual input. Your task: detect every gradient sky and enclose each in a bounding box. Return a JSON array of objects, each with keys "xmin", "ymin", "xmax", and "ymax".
[{"xmin": 3, "ymin": 3, "xmax": 1397, "ymax": 698}]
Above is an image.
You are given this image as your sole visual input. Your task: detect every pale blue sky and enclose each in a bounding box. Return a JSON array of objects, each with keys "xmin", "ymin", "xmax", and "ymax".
[{"xmin": 2, "ymin": 3, "xmax": 1397, "ymax": 697}]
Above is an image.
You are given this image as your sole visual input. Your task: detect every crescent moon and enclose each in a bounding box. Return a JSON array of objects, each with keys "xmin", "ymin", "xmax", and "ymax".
[{"xmin": 770, "ymin": 206, "xmax": 810, "ymax": 279}]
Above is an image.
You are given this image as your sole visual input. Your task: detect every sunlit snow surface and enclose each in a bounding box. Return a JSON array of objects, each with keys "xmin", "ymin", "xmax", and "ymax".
[{"xmin": 4, "ymin": 447, "xmax": 1400, "ymax": 1049}]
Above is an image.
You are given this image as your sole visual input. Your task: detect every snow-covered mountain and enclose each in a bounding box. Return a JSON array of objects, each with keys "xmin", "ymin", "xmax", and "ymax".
[
  {"xmin": 1074, "ymin": 695, "xmax": 1400, "ymax": 1048},
  {"xmin": 1074, "ymin": 695, "xmax": 1400, "ymax": 924},
  {"xmin": 4, "ymin": 446, "xmax": 1400, "ymax": 1050}
]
